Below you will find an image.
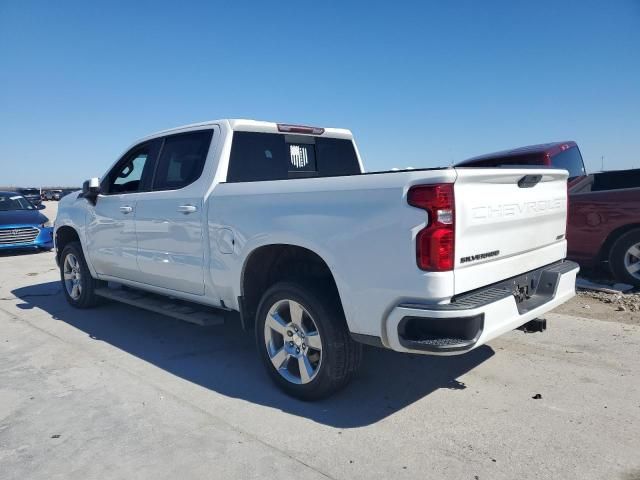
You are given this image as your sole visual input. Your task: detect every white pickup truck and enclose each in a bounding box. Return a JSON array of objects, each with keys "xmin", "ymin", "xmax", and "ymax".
[{"xmin": 54, "ymin": 119, "xmax": 578, "ymax": 399}]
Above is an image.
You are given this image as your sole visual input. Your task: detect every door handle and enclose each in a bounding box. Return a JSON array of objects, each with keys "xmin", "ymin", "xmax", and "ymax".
[
  {"xmin": 177, "ymin": 205, "xmax": 197, "ymax": 214},
  {"xmin": 119, "ymin": 206, "xmax": 133, "ymax": 214}
]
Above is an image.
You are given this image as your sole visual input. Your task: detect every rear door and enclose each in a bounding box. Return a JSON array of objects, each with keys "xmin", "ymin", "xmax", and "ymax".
[
  {"xmin": 134, "ymin": 128, "xmax": 215, "ymax": 295},
  {"xmin": 453, "ymin": 168, "xmax": 568, "ymax": 294}
]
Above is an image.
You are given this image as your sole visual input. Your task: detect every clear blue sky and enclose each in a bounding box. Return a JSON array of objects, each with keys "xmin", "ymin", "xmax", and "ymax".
[{"xmin": 1, "ymin": 0, "xmax": 639, "ymax": 186}]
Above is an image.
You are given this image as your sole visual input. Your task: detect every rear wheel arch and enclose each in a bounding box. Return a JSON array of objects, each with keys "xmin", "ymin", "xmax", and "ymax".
[
  {"xmin": 240, "ymin": 244, "xmax": 345, "ymax": 331},
  {"xmin": 254, "ymin": 280, "xmax": 362, "ymax": 399}
]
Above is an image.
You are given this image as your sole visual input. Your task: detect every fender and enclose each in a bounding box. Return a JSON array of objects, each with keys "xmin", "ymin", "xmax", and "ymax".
[{"xmin": 54, "ymin": 194, "xmax": 99, "ymax": 278}]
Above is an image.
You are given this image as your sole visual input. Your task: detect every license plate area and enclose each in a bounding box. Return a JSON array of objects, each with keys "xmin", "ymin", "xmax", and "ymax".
[
  {"xmin": 494, "ymin": 267, "xmax": 562, "ymax": 313},
  {"xmin": 506, "ymin": 273, "xmax": 537, "ymax": 304}
]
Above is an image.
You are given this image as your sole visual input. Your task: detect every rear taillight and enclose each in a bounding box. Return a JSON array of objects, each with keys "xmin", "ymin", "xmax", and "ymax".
[{"xmin": 407, "ymin": 184, "xmax": 455, "ymax": 271}]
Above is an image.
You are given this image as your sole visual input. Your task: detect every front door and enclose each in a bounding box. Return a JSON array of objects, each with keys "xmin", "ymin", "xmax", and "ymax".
[{"xmin": 86, "ymin": 140, "xmax": 160, "ymax": 281}]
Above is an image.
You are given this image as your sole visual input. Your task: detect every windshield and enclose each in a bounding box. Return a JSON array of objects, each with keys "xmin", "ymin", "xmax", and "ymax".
[
  {"xmin": 0, "ymin": 193, "xmax": 35, "ymax": 211},
  {"xmin": 20, "ymin": 189, "xmax": 39, "ymax": 195}
]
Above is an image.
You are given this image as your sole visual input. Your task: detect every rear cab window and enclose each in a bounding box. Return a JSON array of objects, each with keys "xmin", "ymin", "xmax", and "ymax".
[{"xmin": 226, "ymin": 132, "xmax": 360, "ymax": 183}]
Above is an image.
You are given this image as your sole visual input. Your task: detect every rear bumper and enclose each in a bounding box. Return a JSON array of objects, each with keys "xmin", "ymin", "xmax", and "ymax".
[{"xmin": 383, "ymin": 260, "xmax": 579, "ymax": 355}]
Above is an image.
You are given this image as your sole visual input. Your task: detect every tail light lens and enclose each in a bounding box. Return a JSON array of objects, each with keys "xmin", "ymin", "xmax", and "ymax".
[{"xmin": 407, "ymin": 184, "xmax": 455, "ymax": 271}]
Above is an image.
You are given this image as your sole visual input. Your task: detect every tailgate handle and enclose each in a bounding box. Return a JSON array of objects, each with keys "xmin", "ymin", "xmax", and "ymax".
[{"xmin": 518, "ymin": 174, "xmax": 542, "ymax": 188}]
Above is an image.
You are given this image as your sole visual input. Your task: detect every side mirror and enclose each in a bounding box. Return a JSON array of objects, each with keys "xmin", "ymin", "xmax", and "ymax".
[
  {"xmin": 82, "ymin": 177, "xmax": 100, "ymax": 205},
  {"xmin": 37, "ymin": 204, "xmax": 46, "ymax": 210}
]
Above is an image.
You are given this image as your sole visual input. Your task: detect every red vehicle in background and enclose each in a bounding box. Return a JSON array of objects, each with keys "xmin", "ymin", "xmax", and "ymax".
[
  {"xmin": 457, "ymin": 142, "xmax": 640, "ymax": 286},
  {"xmin": 456, "ymin": 141, "xmax": 587, "ymax": 186},
  {"xmin": 569, "ymin": 169, "xmax": 640, "ymax": 286}
]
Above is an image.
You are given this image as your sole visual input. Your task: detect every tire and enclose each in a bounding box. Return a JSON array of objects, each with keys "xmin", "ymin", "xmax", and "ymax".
[
  {"xmin": 255, "ymin": 281, "xmax": 362, "ymax": 400},
  {"xmin": 59, "ymin": 241, "xmax": 103, "ymax": 308},
  {"xmin": 608, "ymin": 229, "xmax": 640, "ymax": 287}
]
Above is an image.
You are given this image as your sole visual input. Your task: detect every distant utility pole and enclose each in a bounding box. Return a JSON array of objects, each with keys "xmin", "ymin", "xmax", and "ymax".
[{"xmin": 601, "ymin": 155, "xmax": 604, "ymax": 172}]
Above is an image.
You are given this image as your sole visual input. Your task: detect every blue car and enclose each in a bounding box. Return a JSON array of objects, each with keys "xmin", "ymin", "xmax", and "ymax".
[{"xmin": 0, "ymin": 191, "xmax": 53, "ymax": 251}]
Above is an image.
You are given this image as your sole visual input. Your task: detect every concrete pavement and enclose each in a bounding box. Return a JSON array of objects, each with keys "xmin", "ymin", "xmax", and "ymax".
[{"xmin": 1, "ymin": 202, "xmax": 639, "ymax": 479}]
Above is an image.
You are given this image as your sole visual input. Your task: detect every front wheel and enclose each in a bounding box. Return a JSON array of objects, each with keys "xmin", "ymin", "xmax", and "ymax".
[
  {"xmin": 60, "ymin": 241, "xmax": 103, "ymax": 308},
  {"xmin": 609, "ymin": 229, "xmax": 640, "ymax": 287},
  {"xmin": 255, "ymin": 282, "xmax": 362, "ymax": 400}
]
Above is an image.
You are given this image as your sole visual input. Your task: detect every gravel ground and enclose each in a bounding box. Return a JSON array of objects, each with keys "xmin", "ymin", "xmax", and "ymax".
[{"xmin": 552, "ymin": 270, "xmax": 640, "ymax": 325}]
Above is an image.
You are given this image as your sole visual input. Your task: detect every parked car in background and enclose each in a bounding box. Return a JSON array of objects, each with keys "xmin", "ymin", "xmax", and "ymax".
[
  {"xmin": 54, "ymin": 119, "xmax": 578, "ymax": 399},
  {"xmin": 17, "ymin": 187, "xmax": 42, "ymax": 206},
  {"xmin": 568, "ymin": 169, "xmax": 640, "ymax": 286},
  {"xmin": 59, "ymin": 189, "xmax": 78, "ymax": 200},
  {"xmin": 44, "ymin": 189, "xmax": 63, "ymax": 201},
  {"xmin": 456, "ymin": 141, "xmax": 587, "ymax": 187},
  {"xmin": 0, "ymin": 191, "xmax": 53, "ymax": 251}
]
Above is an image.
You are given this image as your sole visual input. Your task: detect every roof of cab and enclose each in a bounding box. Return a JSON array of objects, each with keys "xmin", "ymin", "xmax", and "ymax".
[{"xmin": 142, "ymin": 119, "xmax": 353, "ymax": 141}]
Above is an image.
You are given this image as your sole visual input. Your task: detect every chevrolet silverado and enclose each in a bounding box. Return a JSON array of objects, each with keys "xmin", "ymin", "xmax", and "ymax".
[{"xmin": 54, "ymin": 119, "xmax": 578, "ymax": 399}]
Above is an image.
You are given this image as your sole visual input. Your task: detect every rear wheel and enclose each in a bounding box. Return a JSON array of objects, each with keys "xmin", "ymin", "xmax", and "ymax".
[
  {"xmin": 60, "ymin": 241, "xmax": 103, "ymax": 308},
  {"xmin": 255, "ymin": 282, "xmax": 362, "ymax": 400},
  {"xmin": 608, "ymin": 229, "xmax": 640, "ymax": 287}
]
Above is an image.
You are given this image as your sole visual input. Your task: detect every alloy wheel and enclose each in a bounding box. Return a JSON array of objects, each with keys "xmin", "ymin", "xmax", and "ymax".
[
  {"xmin": 63, "ymin": 253, "xmax": 82, "ymax": 300},
  {"xmin": 264, "ymin": 299, "xmax": 323, "ymax": 385},
  {"xmin": 624, "ymin": 242, "xmax": 640, "ymax": 281}
]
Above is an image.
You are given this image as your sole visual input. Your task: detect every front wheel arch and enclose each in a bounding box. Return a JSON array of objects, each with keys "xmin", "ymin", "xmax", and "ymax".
[
  {"xmin": 59, "ymin": 241, "xmax": 104, "ymax": 308},
  {"xmin": 55, "ymin": 225, "xmax": 81, "ymax": 264}
]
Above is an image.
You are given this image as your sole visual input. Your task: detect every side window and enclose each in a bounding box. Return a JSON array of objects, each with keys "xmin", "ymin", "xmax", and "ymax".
[
  {"xmin": 113, "ymin": 153, "xmax": 147, "ymax": 190},
  {"xmin": 152, "ymin": 130, "xmax": 213, "ymax": 191},
  {"xmin": 104, "ymin": 141, "xmax": 159, "ymax": 194}
]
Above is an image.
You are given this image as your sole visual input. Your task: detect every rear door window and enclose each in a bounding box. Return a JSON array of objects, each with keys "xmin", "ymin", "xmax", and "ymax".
[
  {"xmin": 152, "ymin": 130, "xmax": 213, "ymax": 191},
  {"xmin": 551, "ymin": 146, "xmax": 586, "ymax": 180},
  {"xmin": 227, "ymin": 132, "xmax": 360, "ymax": 183}
]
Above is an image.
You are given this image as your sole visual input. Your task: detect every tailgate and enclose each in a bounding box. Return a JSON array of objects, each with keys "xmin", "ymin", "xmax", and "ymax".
[{"xmin": 453, "ymin": 168, "xmax": 568, "ymax": 295}]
